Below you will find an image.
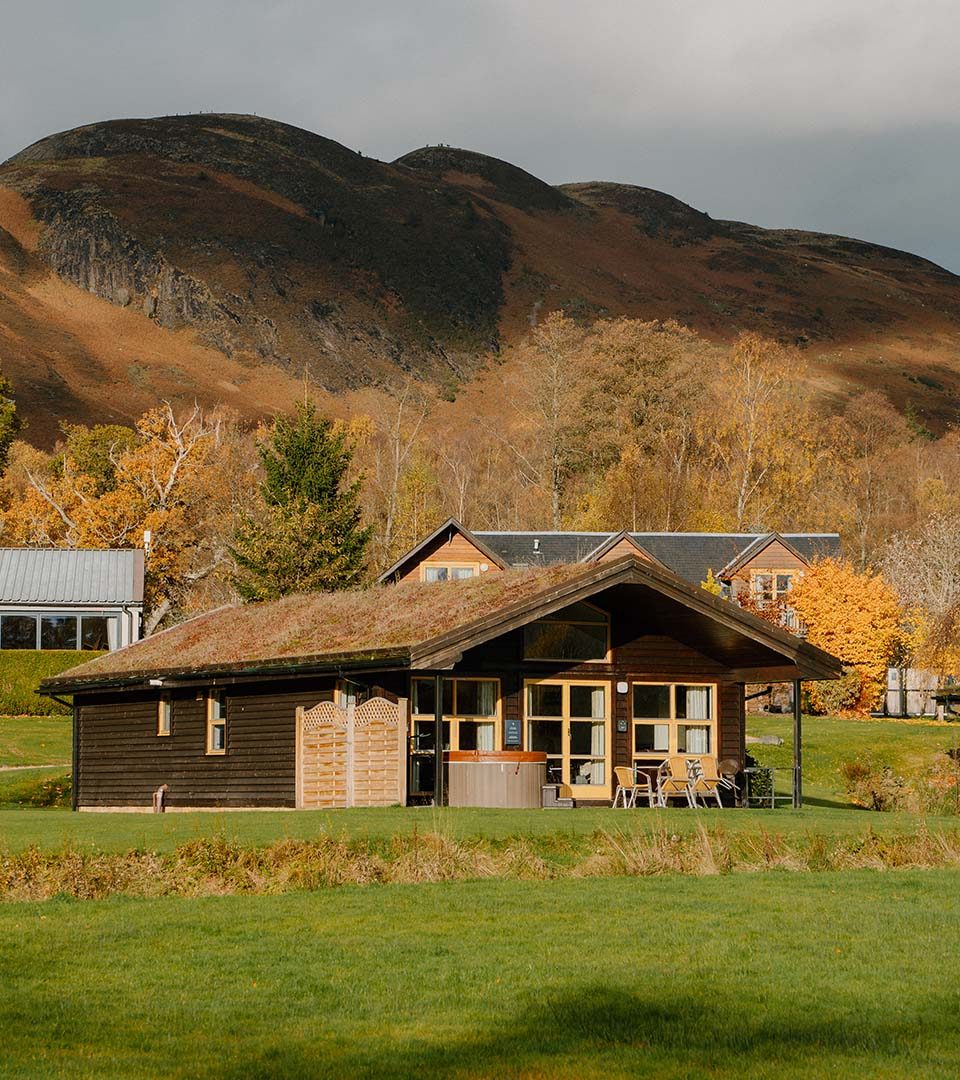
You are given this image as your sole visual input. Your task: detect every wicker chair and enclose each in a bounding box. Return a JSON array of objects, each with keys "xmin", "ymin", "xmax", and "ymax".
[
  {"xmin": 613, "ymin": 766, "xmax": 655, "ymax": 808},
  {"xmin": 688, "ymin": 756, "xmax": 724, "ymax": 808},
  {"xmin": 657, "ymin": 756, "xmax": 695, "ymax": 808},
  {"xmin": 717, "ymin": 758, "xmax": 742, "ymax": 803}
]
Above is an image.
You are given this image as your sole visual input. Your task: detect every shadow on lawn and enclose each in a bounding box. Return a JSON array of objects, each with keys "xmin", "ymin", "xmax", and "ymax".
[{"xmin": 222, "ymin": 984, "xmax": 947, "ymax": 1079}]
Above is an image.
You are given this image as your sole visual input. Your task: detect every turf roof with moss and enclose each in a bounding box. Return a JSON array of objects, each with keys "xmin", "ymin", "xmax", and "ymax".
[{"xmin": 41, "ymin": 564, "xmax": 588, "ymax": 689}]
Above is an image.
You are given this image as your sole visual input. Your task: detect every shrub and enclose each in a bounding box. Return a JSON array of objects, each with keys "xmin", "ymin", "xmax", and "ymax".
[
  {"xmin": 839, "ymin": 757, "xmax": 906, "ymax": 811},
  {"xmin": 0, "ymin": 769, "xmax": 72, "ymax": 808},
  {"xmin": 0, "ymin": 651, "xmax": 102, "ymax": 715}
]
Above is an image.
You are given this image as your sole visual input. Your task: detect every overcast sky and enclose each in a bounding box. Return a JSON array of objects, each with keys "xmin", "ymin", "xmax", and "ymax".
[{"xmin": 2, "ymin": 1, "xmax": 959, "ymax": 269}]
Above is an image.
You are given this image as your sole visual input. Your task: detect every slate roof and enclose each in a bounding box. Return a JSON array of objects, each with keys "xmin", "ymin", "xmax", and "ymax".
[
  {"xmin": 473, "ymin": 531, "xmax": 841, "ymax": 585},
  {"xmin": 0, "ymin": 548, "xmax": 145, "ymax": 606}
]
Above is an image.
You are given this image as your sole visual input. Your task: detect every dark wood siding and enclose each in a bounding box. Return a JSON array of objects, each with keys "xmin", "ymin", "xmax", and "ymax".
[{"xmin": 76, "ymin": 678, "xmax": 342, "ymax": 808}]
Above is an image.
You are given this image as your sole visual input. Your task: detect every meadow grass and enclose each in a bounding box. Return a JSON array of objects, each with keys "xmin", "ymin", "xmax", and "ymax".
[{"xmin": 2, "ymin": 871, "xmax": 959, "ymax": 1079}]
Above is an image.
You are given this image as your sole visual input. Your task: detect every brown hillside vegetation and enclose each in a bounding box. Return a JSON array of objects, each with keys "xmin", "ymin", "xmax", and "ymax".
[{"xmin": 2, "ymin": 113, "xmax": 960, "ymax": 443}]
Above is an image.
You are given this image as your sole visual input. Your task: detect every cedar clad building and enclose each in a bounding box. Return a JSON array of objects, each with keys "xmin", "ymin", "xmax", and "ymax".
[{"xmin": 42, "ymin": 551, "xmax": 841, "ymax": 811}]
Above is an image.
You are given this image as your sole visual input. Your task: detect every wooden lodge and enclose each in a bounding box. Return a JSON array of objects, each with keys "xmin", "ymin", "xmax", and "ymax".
[{"xmin": 41, "ymin": 555, "xmax": 841, "ymax": 811}]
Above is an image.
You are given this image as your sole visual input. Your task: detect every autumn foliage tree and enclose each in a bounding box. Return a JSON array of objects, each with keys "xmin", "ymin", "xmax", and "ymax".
[
  {"xmin": 1, "ymin": 404, "xmax": 257, "ymax": 632},
  {"xmin": 788, "ymin": 559, "xmax": 903, "ymax": 715}
]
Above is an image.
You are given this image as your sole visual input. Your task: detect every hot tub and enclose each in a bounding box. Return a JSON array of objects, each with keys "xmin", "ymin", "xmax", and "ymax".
[{"xmin": 445, "ymin": 751, "xmax": 548, "ymax": 808}]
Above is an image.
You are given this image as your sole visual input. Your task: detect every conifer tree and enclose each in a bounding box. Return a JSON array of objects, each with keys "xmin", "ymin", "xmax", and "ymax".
[{"xmin": 230, "ymin": 402, "xmax": 371, "ymax": 600}]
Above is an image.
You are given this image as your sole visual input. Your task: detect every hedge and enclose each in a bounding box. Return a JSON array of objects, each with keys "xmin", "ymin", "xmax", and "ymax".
[{"xmin": 0, "ymin": 651, "xmax": 103, "ymax": 716}]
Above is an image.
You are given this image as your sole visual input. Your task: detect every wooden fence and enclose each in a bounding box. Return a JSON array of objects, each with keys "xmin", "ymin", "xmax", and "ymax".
[{"xmin": 295, "ymin": 695, "xmax": 408, "ymax": 808}]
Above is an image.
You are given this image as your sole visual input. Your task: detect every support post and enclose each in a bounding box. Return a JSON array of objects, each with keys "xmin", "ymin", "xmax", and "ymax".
[
  {"xmin": 792, "ymin": 679, "xmax": 802, "ymax": 809},
  {"xmin": 71, "ymin": 702, "xmax": 79, "ymax": 812},
  {"xmin": 433, "ymin": 674, "xmax": 444, "ymax": 807}
]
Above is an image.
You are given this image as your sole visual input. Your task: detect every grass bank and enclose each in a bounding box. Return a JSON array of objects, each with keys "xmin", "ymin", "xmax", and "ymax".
[
  {"xmin": 6, "ymin": 822, "xmax": 960, "ymax": 901},
  {"xmin": 3, "ymin": 871, "xmax": 959, "ymax": 1078},
  {"xmin": 4, "ymin": 802, "xmax": 960, "ymax": 857},
  {"xmin": 0, "ymin": 715, "xmax": 71, "ymax": 766},
  {"xmin": 747, "ymin": 712, "xmax": 960, "ymax": 811}
]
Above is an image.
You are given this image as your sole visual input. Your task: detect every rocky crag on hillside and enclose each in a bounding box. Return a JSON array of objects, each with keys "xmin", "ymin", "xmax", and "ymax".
[{"xmin": 2, "ymin": 112, "xmax": 960, "ymax": 440}]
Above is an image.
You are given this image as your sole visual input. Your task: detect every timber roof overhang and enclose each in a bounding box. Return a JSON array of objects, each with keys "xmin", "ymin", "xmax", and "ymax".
[
  {"xmin": 376, "ymin": 517, "xmax": 507, "ymax": 583},
  {"xmin": 40, "ymin": 556, "xmax": 842, "ymax": 696}
]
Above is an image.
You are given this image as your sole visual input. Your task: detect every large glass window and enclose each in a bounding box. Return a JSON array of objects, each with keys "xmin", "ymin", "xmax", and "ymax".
[
  {"xmin": 523, "ymin": 602, "xmax": 608, "ymax": 662},
  {"xmin": 1, "ymin": 615, "xmax": 37, "ymax": 649},
  {"xmin": 0, "ymin": 612, "xmax": 120, "ymax": 650},
  {"xmin": 411, "ymin": 678, "xmax": 499, "ymax": 752},
  {"xmin": 632, "ymin": 683, "xmax": 716, "ymax": 766},
  {"xmin": 41, "ymin": 615, "xmax": 78, "ymax": 650},
  {"xmin": 80, "ymin": 616, "xmax": 117, "ymax": 650},
  {"xmin": 525, "ymin": 680, "xmax": 610, "ymax": 792}
]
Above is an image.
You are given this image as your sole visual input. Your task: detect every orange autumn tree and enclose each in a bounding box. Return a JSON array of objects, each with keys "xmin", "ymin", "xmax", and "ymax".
[{"xmin": 788, "ymin": 558, "xmax": 903, "ymax": 715}]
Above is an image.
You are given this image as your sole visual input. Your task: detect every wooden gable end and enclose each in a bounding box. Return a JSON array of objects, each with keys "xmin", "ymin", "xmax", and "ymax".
[
  {"xmin": 737, "ymin": 538, "xmax": 810, "ymax": 573},
  {"xmin": 396, "ymin": 531, "xmax": 502, "ymax": 584},
  {"xmin": 596, "ymin": 537, "xmax": 656, "ymax": 565},
  {"xmin": 725, "ymin": 538, "xmax": 810, "ymax": 601}
]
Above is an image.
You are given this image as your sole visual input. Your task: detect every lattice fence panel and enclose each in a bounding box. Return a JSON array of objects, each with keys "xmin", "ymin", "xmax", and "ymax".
[
  {"xmin": 353, "ymin": 697, "xmax": 403, "ymax": 807},
  {"xmin": 299, "ymin": 701, "xmax": 349, "ymax": 809},
  {"xmin": 297, "ymin": 696, "xmax": 404, "ymax": 808}
]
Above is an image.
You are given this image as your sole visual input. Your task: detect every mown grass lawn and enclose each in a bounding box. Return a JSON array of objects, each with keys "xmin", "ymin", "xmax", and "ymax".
[
  {"xmin": 6, "ymin": 800, "xmax": 960, "ymax": 857},
  {"xmin": 2, "ymin": 871, "xmax": 959, "ymax": 1079},
  {"xmin": 747, "ymin": 712, "xmax": 960, "ymax": 807},
  {"xmin": 0, "ymin": 715, "xmax": 71, "ymax": 767}
]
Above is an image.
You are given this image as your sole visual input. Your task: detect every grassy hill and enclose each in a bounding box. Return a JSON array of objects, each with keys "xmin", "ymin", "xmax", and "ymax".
[{"xmin": 1, "ymin": 114, "xmax": 960, "ymax": 442}]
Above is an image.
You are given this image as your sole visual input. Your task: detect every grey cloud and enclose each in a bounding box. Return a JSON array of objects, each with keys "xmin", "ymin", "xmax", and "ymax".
[{"xmin": 2, "ymin": 1, "xmax": 959, "ymax": 268}]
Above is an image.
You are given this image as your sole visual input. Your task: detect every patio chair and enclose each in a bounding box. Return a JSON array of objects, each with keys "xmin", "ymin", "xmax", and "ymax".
[
  {"xmin": 688, "ymin": 755, "xmax": 724, "ymax": 808},
  {"xmin": 657, "ymin": 756, "xmax": 695, "ymax": 808},
  {"xmin": 613, "ymin": 766, "xmax": 655, "ymax": 808},
  {"xmin": 717, "ymin": 758, "xmax": 742, "ymax": 802}
]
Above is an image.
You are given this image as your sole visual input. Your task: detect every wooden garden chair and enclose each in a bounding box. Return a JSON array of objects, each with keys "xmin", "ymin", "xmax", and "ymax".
[
  {"xmin": 613, "ymin": 766, "xmax": 655, "ymax": 808},
  {"xmin": 657, "ymin": 756, "xmax": 695, "ymax": 808}
]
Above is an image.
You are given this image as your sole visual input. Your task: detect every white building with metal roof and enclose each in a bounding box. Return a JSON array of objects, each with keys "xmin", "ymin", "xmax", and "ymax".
[{"xmin": 0, "ymin": 548, "xmax": 144, "ymax": 651}]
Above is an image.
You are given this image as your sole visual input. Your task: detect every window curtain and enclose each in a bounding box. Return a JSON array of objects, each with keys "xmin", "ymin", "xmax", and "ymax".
[
  {"xmin": 477, "ymin": 680, "xmax": 496, "ymax": 717},
  {"xmin": 107, "ymin": 617, "xmax": 119, "ymax": 650},
  {"xmin": 590, "ymin": 687, "xmax": 605, "ymax": 719},
  {"xmin": 476, "ymin": 723, "xmax": 495, "ymax": 751},
  {"xmin": 590, "ymin": 721, "xmax": 605, "ymax": 755},
  {"xmin": 685, "ymin": 726, "xmax": 708, "ymax": 753},
  {"xmin": 686, "ymin": 687, "xmax": 710, "ymax": 720}
]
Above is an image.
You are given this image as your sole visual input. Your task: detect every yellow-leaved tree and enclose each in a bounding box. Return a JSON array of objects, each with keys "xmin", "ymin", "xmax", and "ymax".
[{"xmin": 788, "ymin": 558, "xmax": 903, "ymax": 715}]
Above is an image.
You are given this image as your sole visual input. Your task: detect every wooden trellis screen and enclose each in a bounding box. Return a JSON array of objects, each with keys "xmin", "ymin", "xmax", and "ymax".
[{"xmin": 295, "ymin": 696, "xmax": 408, "ymax": 808}]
